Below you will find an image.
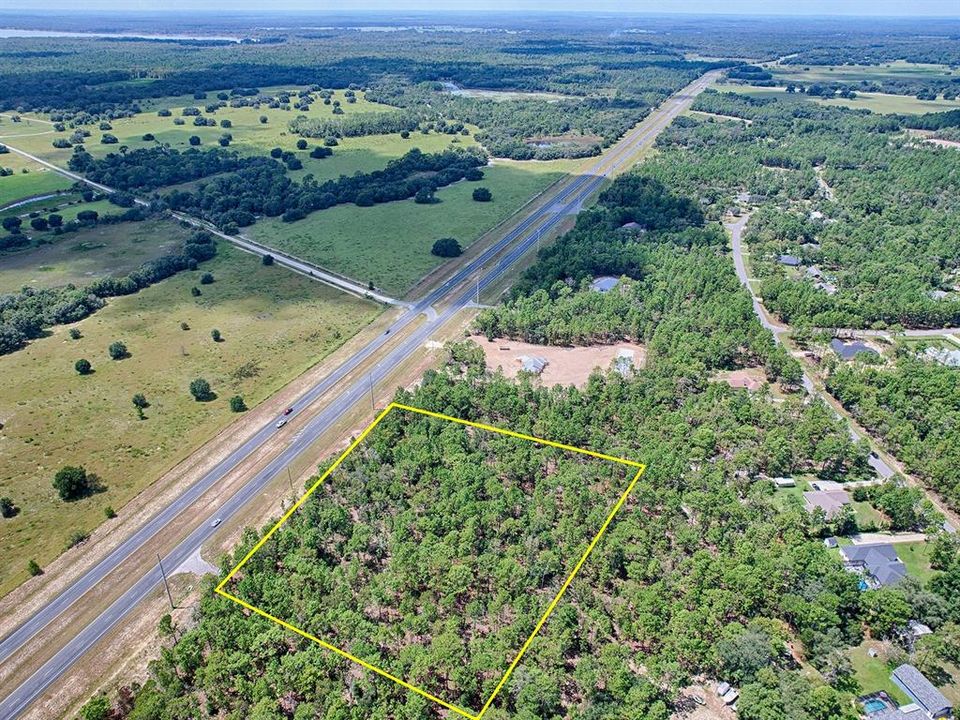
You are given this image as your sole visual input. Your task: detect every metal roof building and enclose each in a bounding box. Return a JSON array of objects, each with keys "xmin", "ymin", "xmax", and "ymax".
[{"xmin": 590, "ymin": 276, "xmax": 620, "ymax": 293}]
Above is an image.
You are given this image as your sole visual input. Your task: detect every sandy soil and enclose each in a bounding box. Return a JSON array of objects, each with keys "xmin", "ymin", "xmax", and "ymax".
[
  {"xmin": 925, "ymin": 137, "xmax": 960, "ymax": 149},
  {"xmin": 671, "ymin": 683, "xmax": 737, "ymax": 720},
  {"xmin": 471, "ymin": 335, "xmax": 646, "ymax": 388}
]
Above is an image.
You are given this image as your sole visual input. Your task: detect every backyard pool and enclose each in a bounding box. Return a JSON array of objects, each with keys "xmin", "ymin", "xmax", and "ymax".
[{"xmin": 862, "ymin": 697, "xmax": 891, "ymax": 714}]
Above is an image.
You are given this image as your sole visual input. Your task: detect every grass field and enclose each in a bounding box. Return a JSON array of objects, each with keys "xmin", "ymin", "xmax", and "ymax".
[
  {"xmin": 0, "ymin": 218, "xmax": 185, "ymax": 293},
  {"xmin": 714, "ymin": 82, "xmax": 960, "ymax": 114},
  {"xmin": 250, "ymin": 159, "xmax": 572, "ymax": 295},
  {"xmin": 5, "ymin": 89, "xmax": 420, "ymax": 168},
  {"xmin": 0, "ymin": 157, "xmax": 73, "ymax": 209},
  {"xmin": 852, "ymin": 500, "xmax": 885, "ymax": 528},
  {"xmin": 0, "ymin": 244, "xmax": 380, "ymax": 594},
  {"xmin": 1, "ymin": 89, "xmax": 479, "ymax": 214},
  {"xmin": 811, "ymin": 92, "xmax": 960, "ymax": 115},
  {"xmin": 894, "ymin": 540, "xmax": 937, "ymax": 585},
  {"xmin": 849, "ymin": 642, "xmax": 911, "ymax": 704},
  {"xmin": 0, "ymin": 191, "xmax": 83, "ymax": 220},
  {"xmin": 770, "ymin": 60, "xmax": 955, "ymax": 86}
]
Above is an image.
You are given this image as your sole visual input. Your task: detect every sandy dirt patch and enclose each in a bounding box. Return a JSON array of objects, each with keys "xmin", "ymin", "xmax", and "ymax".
[
  {"xmin": 471, "ymin": 335, "xmax": 645, "ymax": 388},
  {"xmin": 671, "ymin": 683, "xmax": 737, "ymax": 720}
]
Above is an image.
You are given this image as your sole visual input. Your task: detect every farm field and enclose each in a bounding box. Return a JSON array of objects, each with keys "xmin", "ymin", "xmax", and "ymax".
[
  {"xmin": 250, "ymin": 159, "xmax": 573, "ymax": 295},
  {"xmin": 712, "ymin": 76, "xmax": 960, "ymax": 115},
  {"xmin": 0, "ymin": 217, "xmax": 183, "ymax": 293},
  {"xmin": 0, "ymin": 244, "xmax": 380, "ymax": 594},
  {"xmin": 770, "ymin": 60, "xmax": 956, "ymax": 85}
]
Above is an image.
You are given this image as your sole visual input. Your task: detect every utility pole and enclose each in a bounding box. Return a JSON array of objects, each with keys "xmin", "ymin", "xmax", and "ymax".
[
  {"xmin": 157, "ymin": 553, "xmax": 174, "ymax": 611},
  {"xmin": 286, "ymin": 466, "xmax": 294, "ymax": 494},
  {"xmin": 369, "ymin": 371, "xmax": 375, "ymax": 411}
]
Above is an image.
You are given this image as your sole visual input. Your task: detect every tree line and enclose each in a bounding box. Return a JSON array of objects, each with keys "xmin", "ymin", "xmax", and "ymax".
[{"xmin": 0, "ymin": 230, "xmax": 216, "ymax": 355}]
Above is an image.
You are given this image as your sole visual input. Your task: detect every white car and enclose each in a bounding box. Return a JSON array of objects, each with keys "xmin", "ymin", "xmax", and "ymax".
[
  {"xmin": 210, "ymin": 517, "xmax": 222, "ymax": 528},
  {"xmin": 276, "ymin": 418, "xmax": 287, "ymax": 428}
]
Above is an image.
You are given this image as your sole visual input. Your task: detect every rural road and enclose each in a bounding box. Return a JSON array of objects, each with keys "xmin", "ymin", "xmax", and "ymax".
[
  {"xmin": 723, "ymin": 215, "xmax": 960, "ymax": 514},
  {"xmin": 0, "ymin": 141, "xmax": 401, "ymax": 305},
  {"xmin": 0, "ymin": 70, "xmax": 721, "ymax": 718}
]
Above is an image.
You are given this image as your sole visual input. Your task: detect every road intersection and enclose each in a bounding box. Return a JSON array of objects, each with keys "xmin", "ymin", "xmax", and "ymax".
[{"xmin": 0, "ymin": 70, "xmax": 720, "ymax": 719}]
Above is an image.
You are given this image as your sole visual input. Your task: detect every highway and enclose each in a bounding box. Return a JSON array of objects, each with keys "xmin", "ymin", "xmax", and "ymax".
[{"xmin": 0, "ymin": 69, "xmax": 718, "ymax": 719}]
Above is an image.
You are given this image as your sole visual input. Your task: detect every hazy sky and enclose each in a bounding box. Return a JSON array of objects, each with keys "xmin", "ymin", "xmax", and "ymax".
[{"xmin": 16, "ymin": 0, "xmax": 960, "ymax": 15}]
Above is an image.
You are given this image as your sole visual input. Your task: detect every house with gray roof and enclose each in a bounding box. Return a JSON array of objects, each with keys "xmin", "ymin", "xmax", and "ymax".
[
  {"xmin": 590, "ymin": 276, "xmax": 620, "ymax": 293},
  {"xmin": 840, "ymin": 543, "xmax": 908, "ymax": 588},
  {"xmin": 778, "ymin": 254, "xmax": 802, "ymax": 267},
  {"xmin": 803, "ymin": 489, "xmax": 850, "ymax": 519},
  {"xmin": 892, "ymin": 664, "xmax": 952, "ymax": 719}
]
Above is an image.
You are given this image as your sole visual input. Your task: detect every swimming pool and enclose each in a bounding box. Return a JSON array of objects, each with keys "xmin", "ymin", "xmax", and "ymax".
[{"xmin": 863, "ymin": 698, "xmax": 888, "ymax": 713}]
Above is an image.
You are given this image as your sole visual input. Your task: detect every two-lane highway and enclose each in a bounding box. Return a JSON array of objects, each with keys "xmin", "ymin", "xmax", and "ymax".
[{"xmin": 0, "ymin": 70, "xmax": 719, "ymax": 719}]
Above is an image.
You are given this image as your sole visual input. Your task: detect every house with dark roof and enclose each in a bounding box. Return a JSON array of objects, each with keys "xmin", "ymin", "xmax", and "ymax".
[
  {"xmin": 892, "ymin": 664, "xmax": 952, "ymax": 719},
  {"xmin": 840, "ymin": 543, "xmax": 908, "ymax": 588}
]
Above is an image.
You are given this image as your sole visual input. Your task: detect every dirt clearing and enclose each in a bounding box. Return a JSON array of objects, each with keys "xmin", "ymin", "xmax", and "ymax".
[{"xmin": 471, "ymin": 335, "xmax": 645, "ymax": 387}]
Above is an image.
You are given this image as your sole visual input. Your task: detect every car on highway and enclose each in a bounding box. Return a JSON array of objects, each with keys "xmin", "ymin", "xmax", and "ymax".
[
  {"xmin": 283, "ymin": 407, "xmax": 293, "ymax": 415},
  {"xmin": 210, "ymin": 518, "xmax": 222, "ymax": 528},
  {"xmin": 276, "ymin": 418, "xmax": 287, "ymax": 428}
]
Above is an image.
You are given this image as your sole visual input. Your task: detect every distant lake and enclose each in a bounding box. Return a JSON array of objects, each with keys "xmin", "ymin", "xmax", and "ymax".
[{"xmin": 0, "ymin": 28, "xmax": 243, "ymax": 41}]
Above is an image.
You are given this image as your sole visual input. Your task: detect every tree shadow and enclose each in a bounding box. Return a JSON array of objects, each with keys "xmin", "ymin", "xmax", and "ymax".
[{"xmin": 62, "ymin": 473, "xmax": 108, "ymax": 502}]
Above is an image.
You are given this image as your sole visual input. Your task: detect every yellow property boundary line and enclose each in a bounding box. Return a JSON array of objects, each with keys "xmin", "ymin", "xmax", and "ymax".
[{"xmin": 215, "ymin": 402, "xmax": 646, "ymax": 720}]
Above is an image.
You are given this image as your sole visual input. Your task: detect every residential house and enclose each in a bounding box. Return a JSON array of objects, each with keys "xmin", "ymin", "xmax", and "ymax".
[
  {"xmin": 907, "ymin": 620, "xmax": 933, "ymax": 639},
  {"xmin": 924, "ymin": 347, "xmax": 960, "ymax": 368},
  {"xmin": 778, "ymin": 254, "xmax": 802, "ymax": 267},
  {"xmin": 613, "ymin": 348, "xmax": 635, "ymax": 377},
  {"xmin": 840, "ymin": 543, "xmax": 908, "ymax": 588},
  {"xmin": 892, "ymin": 664, "xmax": 952, "ymax": 719},
  {"xmin": 803, "ymin": 489, "xmax": 851, "ymax": 519},
  {"xmin": 720, "ymin": 369, "xmax": 765, "ymax": 392}
]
